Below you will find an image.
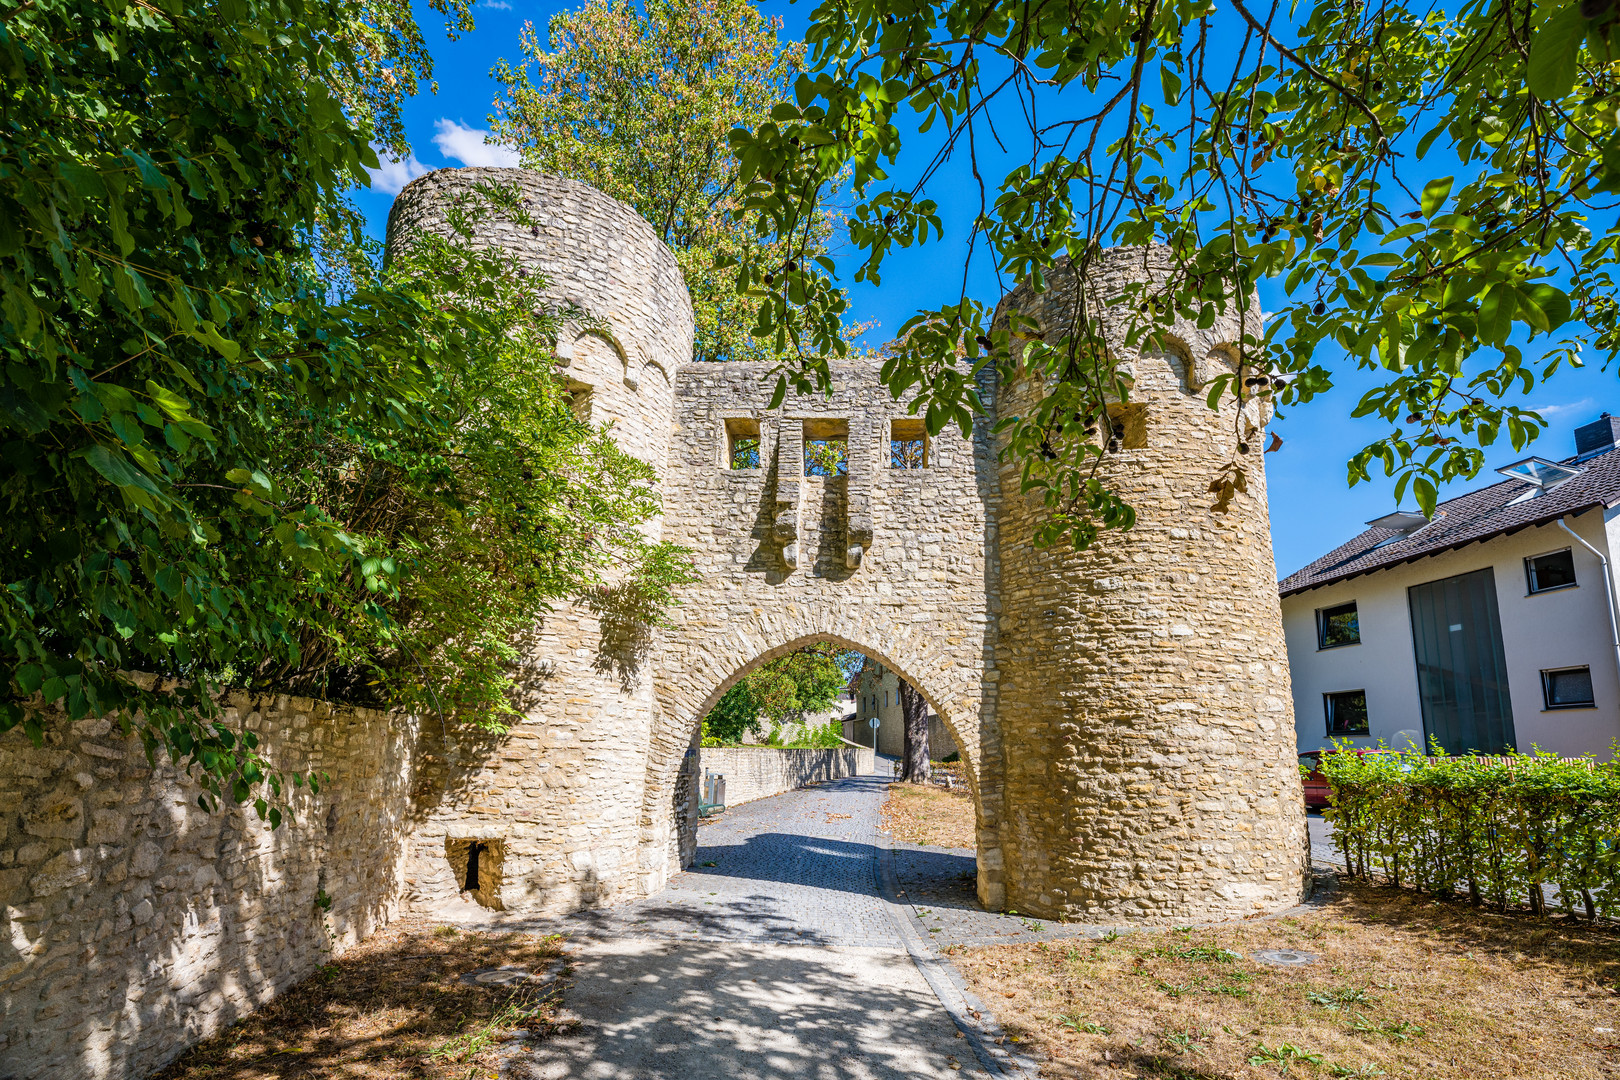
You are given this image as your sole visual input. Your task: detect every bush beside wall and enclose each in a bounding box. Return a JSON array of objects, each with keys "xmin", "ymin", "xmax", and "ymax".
[{"xmin": 1319, "ymin": 746, "xmax": 1620, "ymax": 920}]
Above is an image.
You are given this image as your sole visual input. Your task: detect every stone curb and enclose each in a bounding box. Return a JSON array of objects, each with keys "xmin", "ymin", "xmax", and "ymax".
[{"xmin": 876, "ymin": 820, "xmax": 1041, "ymax": 1078}]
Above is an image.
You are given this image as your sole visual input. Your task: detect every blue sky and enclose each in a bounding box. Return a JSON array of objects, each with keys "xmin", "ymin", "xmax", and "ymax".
[{"xmin": 358, "ymin": 0, "xmax": 1620, "ymax": 580}]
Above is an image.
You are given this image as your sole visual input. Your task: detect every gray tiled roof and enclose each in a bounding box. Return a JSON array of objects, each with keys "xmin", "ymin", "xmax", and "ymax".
[{"xmin": 1277, "ymin": 446, "xmax": 1620, "ymax": 596}]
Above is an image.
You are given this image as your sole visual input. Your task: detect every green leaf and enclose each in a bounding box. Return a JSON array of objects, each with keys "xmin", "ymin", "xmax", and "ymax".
[
  {"xmin": 1160, "ymin": 66, "xmax": 1182, "ymax": 106},
  {"xmin": 1413, "ymin": 476, "xmax": 1438, "ymax": 518},
  {"xmin": 80, "ymin": 444, "xmax": 163, "ymax": 501},
  {"xmin": 1420, "ymin": 177, "xmax": 1454, "ymax": 216},
  {"xmin": 1528, "ymin": 3, "xmax": 1587, "ymax": 101}
]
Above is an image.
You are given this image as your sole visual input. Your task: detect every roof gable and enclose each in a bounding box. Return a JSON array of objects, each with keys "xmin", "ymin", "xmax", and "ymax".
[{"xmin": 1278, "ymin": 446, "xmax": 1620, "ymax": 596}]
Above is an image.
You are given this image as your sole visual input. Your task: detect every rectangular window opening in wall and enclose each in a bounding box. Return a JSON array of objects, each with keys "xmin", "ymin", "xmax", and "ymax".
[
  {"xmin": 1317, "ymin": 601, "xmax": 1360, "ymax": 649},
  {"xmin": 725, "ymin": 417, "xmax": 760, "ymax": 470},
  {"xmin": 445, "ymin": 836, "xmax": 505, "ymax": 911},
  {"xmin": 1324, "ymin": 689, "xmax": 1370, "ymax": 735},
  {"xmin": 891, "ymin": 418, "xmax": 928, "ymax": 468},
  {"xmin": 565, "ymin": 380, "xmax": 593, "ymax": 423},
  {"xmin": 1542, "ymin": 665, "xmax": 1595, "ymax": 709},
  {"xmin": 1526, "ymin": 548, "xmax": 1577, "ymax": 593},
  {"xmin": 803, "ymin": 418, "xmax": 848, "ymax": 477},
  {"xmin": 1105, "ymin": 403, "xmax": 1149, "ymax": 451}
]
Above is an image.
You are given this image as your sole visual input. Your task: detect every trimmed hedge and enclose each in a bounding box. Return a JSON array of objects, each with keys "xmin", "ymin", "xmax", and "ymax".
[{"xmin": 1317, "ymin": 744, "xmax": 1620, "ymax": 920}]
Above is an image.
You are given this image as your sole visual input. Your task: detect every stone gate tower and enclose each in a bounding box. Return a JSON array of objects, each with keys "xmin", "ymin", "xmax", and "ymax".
[
  {"xmin": 990, "ymin": 247, "xmax": 1307, "ymax": 921},
  {"xmin": 386, "ymin": 168, "xmax": 1307, "ymax": 923}
]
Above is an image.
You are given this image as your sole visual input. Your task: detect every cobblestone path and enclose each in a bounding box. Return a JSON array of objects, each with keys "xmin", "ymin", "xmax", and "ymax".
[
  {"xmin": 528, "ymin": 773, "xmax": 905, "ymax": 947},
  {"xmin": 459, "ymin": 774, "xmax": 1033, "ymax": 1079}
]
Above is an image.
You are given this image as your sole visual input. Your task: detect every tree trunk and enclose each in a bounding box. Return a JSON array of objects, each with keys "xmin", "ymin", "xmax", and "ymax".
[{"xmin": 898, "ymin": 679, "xmax": 931, "ymax": 783}]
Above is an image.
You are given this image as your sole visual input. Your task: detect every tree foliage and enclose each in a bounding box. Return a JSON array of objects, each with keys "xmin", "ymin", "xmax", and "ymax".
[
  {"xmin": 702, "ymin": 643, "xmax": 853, "ymax": 744},
  {"xmin": 0, "ymin": 0, "xmax": 687, "ymax": 820},
  {"xmin": 730, "ymin": 0, "xmax": 1620, "ymax": 547},
  {"xmin": 490, "ymin": 0, "xmax": 866, "ymax": 364}
]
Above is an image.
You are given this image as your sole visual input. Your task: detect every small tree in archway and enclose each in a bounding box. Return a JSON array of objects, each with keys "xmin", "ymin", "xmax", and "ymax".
[{"xmin": 702, "ymin": 643, "xmax": 855, "ymax": 744}]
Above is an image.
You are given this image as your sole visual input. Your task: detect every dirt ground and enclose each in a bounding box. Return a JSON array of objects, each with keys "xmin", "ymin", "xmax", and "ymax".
[
  {"xmin": 950, "ymin": 882, "xmax": 1620, "ymax": 1079},
  {"xmin": 882, "ymin": 779, "xmax": 976, "ymax": 849},
  {"xmin": 154, "ymin": 917, "xmax": 570, "ymax": 1079}
]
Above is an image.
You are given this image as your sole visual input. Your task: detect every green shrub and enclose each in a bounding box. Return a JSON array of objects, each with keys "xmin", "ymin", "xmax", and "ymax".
[
  {"xmin": 1317, "ymin": 742, "xmax": 1620, "ymax": 919},
  {"xmin": 782, "ymin": 719, "xmax": 846, "ymax": 749}
]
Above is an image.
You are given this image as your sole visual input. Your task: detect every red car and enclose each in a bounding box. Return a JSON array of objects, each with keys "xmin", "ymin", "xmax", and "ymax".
[{"xmin": 1298, "ymin": 750, "xmax": 1331, "ymax": 810}]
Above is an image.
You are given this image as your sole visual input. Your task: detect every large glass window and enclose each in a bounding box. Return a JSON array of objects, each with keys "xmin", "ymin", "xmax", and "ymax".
[
  {"xmin": 1317, "ymin": 602, "xmax": 1360, "ymax": 649},
  {"xmin": 1525, "ymin": 549, "xmax": 1577, "ymax": 594},
  {"xmin": 1542, "ymin": 666, "xmax": 1595, "ymax": 709},
  {"xmin": 1324, "ymin": 690, "xmax": 1370, "ymax": 736}
]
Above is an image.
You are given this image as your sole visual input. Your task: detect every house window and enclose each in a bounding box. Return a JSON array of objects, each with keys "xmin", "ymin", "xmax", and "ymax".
[
  {"xmin": 1317, "ymin": 602, "xmax": 1360, "ymax": 649},
  {"xmin": 1542, "ymin": 666, "xmax": 1595, "ymax": 709},
  {"xmin": 1324, "ymin": 690, "xmax": 1370, "ymax": 735},
  {"xmin": 725, "ymin": 418, "xmax": 760, "ymax": 470},
  {"xmin": 803, "ymin": 418, "xmax": 848, "ymax": 476},
  {"xmin": 891, "ymin": 418, "xmax": 928, "ymax": 468},
  {"xmin": 1525, "ymin": 549, "xmax": 1577, "ymax": 594}
]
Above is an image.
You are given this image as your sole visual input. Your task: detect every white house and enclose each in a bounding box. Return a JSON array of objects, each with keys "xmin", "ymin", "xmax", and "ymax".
[
  {"xmin": 1280, "ymin": 414, "xmax": 1620, "ymax": 760},
  {"xmin": 842, "ymin": 660, "xmax": 959, "ymax": 759}
]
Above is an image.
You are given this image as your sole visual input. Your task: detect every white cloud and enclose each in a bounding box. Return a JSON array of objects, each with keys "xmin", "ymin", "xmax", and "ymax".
[
  {"xmin": 1526, "ymin": 398, "xmax": 1596, "ymax": 419},
  {"xmin": 365, "ymin": 146, "xmax": 430, "ymax": 194},
  {"xmin": 480, "ymin": 0, "xmax": 513, "ymax": 8},
  {"xmin": 432, "ymin": 119, "xmax": 523, "ymax": 168}
]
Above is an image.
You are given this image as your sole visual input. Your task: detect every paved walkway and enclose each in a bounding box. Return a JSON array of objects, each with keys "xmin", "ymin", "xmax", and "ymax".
[{"xmin": 453, "ymin": 774, "xmax": 1033, "ymax": 1079}]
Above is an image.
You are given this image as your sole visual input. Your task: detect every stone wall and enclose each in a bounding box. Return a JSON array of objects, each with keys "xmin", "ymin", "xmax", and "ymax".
[
  {"xmin": 382, "ymin": 170, "xmax": 1305, "ymax": 924},
  {"xmin": 696, "ymin": 746, "xmax": 874, "ymax": 808},
  {"xmin": 647, "ymin": 358, "xmax": 1007, "ymax": 906},
  {"xmin": 0, "ymin": 694, "xmax": 416, "ymax": 1080}
]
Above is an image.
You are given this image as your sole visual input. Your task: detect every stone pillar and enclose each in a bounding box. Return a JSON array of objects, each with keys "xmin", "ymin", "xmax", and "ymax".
[
  {"xmin": 384, "ymin": 169, "xmax": 693, "ymax": 913},
  {"xmin": 990, "ymin": 246, "xmax": 1307, "ymax": 923}
]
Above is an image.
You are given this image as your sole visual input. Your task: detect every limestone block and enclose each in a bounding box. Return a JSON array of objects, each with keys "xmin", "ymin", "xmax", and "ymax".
[{"xmin": 23, "ymin": 791, "xmax": 84, "ymax": 841}]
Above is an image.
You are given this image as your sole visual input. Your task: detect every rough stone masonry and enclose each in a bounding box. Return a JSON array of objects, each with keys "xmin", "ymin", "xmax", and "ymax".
[{"xmin": 0, "ymin": 169, "xmax": 1306, "ymax": 1079}]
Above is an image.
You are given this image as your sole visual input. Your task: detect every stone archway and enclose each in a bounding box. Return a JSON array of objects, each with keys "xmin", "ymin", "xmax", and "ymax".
[
  {"xmin": 388, "ymin": 168, "xmax": 1307, "ymax": 926},
  {"xmin": 640, "ymin": 627, "xmax": 993, "ymax": 908}
]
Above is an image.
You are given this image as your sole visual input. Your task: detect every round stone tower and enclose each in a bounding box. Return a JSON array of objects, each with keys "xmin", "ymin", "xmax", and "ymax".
[
  {"xmin": 989, "ymin": 246, "xmax": 1307, "ymax": 923},
  {"xmin": 385, "ymin": 169, "xmax": 695, "ymax": 912},
  {"xmin": 385, "ymin": 168, "xmax": 690, "ymax": 478}
]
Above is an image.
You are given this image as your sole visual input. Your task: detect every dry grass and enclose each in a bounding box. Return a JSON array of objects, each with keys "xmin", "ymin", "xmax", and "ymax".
[
  {"xmin": 154, "ymin": 917, "xmax": 571, "ymax": 1079},
  {"xmin": 950, "ymin": 881, "xmax": 1620, "ymax": 1079},
  {"xmin": 882, "ymin": 780, "xmax": 976, "ymax": 848}
]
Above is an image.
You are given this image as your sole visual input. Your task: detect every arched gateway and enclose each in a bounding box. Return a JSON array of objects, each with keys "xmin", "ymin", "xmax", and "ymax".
[{"xmin": 387, "ymin": 169, "xmax": 1308, "ymax": 923}]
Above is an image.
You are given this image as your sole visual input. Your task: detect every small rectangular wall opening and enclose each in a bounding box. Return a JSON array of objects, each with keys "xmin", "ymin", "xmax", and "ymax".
[
  {"xmin": 725, "ymin": 417, "xmax": 761, "ymax": 469},
  {"xmin": 565, "ymin": 379, "xmax": 593, "ymax": 423},
  {"xmin": 890, "ymin": 418, "xmax": 928, "ymax": 468},
  {"xmin": 445, "ymin": 836, "xmax": 505, "ymax": 910},
  {"xmin": 1105, "ymin": 403, "xmax": 1148, "ymax": 451},
  {"xmin": 803, "ymin": 418, "xmax": 848, "ymax": 477}
]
